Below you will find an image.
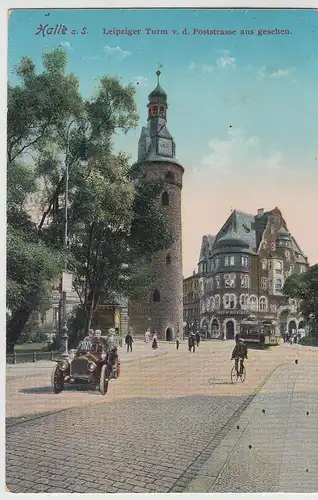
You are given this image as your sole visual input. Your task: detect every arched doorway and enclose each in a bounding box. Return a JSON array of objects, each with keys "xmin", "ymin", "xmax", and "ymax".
[
  {"xmin": 298, "ymin": 320, "xmax": 305, "ymax": 329},
  {"xmin": 226, "ymin": 320, "xmax": 235, "ymax": 340},
  {"xmin": 166, "ymin": 327, "xmax": 173, "ymax": 341},
  {"xmin": 201, "ymin": 320, "xmax": 208, "ymax": 339},
  {"xmin": 279, "ymin": 309, "xmax": 289, "ymax": 336},
  {"xmin": 288, "ymin": 320, "xmax": 297, "ymax": 335},
  {"xmin": 211, "ymin": 319, "xmax": 220, "ymax": 339}
]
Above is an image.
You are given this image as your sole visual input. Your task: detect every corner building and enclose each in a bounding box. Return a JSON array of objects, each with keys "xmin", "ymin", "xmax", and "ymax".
[
  {"xmin": 198, "ymin": 208, "xmax": 309, "ymax": 339},
  {"xmin": 128, "ymin": 70, "xmax": 184, "ymax": 340}
]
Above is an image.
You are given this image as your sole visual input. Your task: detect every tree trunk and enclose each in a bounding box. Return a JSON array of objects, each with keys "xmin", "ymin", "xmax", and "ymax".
[{"xmin": 6, "ymin": 304, "xmax": 32, "ymax": 353}]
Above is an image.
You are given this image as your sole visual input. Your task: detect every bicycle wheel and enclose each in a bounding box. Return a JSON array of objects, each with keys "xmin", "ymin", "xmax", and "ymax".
[
  {"xmin": 239, "ymin": 366, "xmax": 246, "ymax": 383},
  {"xmin": 231, "ymin": 366, "xmax": 238, "ymax": 384}
]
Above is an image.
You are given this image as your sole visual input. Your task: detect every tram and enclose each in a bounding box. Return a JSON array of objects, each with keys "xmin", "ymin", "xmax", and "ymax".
[{"xmin": 240, "ymin": 315, "xmax": 280, "ymax": 347}]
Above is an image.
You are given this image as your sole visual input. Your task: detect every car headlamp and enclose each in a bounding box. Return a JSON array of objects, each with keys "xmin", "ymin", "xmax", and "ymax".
[
  {"xmin": 88, "ymin": 362, "xmax": 97, "ymax": 372},
  {"xmin": 58, "ymin": 361, "xmax": 69, "ymax": 372}
]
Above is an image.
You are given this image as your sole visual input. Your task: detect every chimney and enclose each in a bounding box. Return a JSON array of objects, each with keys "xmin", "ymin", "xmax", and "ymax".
[
  {"xmin": 193, "ymin": 269, "xmax": 196, "ymax": 276},
  {"xmin": 257, "ymin": 208, "xmax": 264, "ymax": 217}
]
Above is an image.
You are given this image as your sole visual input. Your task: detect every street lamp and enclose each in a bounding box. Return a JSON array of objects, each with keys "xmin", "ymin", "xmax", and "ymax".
[{"xmin": 58, "ymin": 118, "xmax": 89, "ymax": 359}]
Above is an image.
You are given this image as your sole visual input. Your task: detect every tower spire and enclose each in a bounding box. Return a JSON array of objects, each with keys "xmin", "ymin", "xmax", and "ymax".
[{"xmin": 156, "ymin": 63, "xmax": 163, "ymax": 84}]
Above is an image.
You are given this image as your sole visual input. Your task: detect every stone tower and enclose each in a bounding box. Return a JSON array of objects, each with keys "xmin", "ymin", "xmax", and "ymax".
[{"xmin": 129, "ymin": 69, "xmax": 184, "ymax": 340}]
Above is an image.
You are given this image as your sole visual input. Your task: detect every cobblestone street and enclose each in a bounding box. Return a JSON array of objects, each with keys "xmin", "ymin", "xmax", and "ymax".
[{"xmin": 6, "ymin": 341, "xmax": 318, "ymax": 493}]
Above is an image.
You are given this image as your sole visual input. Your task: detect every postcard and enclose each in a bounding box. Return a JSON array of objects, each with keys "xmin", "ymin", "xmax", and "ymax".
[{"xmin": 6, "ymin": 7, "xmax": 318, "ymax": 495}]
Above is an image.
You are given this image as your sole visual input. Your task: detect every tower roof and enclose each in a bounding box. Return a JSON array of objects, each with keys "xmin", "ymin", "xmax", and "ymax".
[{"xmin": 148, "ymin": 70, "xmax": 168, "ymax": 104}]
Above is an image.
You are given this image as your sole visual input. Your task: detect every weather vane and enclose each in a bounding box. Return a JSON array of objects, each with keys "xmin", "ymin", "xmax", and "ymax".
[{"xmin": 156, "ymin": 63, "xmax": 163, "ymax": 83}]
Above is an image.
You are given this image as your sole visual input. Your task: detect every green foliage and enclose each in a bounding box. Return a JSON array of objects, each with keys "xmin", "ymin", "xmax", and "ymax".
[
  {"xmin": 7, "ymin": 47, "xmax": 175, "ymax": 350},
  {"xmin": 283, "ymin": 265, "xmax": 318, "ymax": 319},
  {"xmin": 298, "ymin": 336, "xmax": 318, "ymax": 347}
]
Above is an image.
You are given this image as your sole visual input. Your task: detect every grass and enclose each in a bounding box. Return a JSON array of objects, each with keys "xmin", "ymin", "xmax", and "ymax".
[{"xmin": 14, "ymin": 343, "xmax": 47, "ymax": 352}]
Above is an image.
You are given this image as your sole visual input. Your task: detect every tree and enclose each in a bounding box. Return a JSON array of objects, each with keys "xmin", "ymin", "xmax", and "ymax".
[
  {"xmin": 283, "ymin": 265, "xmax": 318, "ymax": 337},
  {"xmin": 7, "ymin": 48, "xmax": 174, "ymax": 350},
  {"xmin": 7, "ymin": 48, "xmax": 83, "ymax": 352}
]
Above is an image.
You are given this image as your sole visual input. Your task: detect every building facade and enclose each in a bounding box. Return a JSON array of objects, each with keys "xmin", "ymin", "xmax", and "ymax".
[
  {"xmin": 128, "ymin": 70, "xmax": 184, "ymax": 340},
  {"xmin": 183, "ymin": 270, "xmax": 200, "ymax": 336},
  {"xmin": 198, "ymin": 207, "xmax": 309, "ymax": 339}
]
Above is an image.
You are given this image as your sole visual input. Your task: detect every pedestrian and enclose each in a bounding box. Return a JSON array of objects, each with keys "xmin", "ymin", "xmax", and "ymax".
[
  {"xmin": 188, "ymin": 332, "xmax": 196, "ymax": 353},
  {"xmin": 145, "ymin": 328, "xmax": 151, "ymax": 343},
  {"xmin": 176, "ymin": 333, "xmax": 180, "ymax": 350},
  {"xmin": 125, "ymin": 328, "xmax": 133, "ymax": 353},
  {"xmin": 152, "ymin": 330, "xmax": 158, "ymax": 349},
  {"xmin": 259, "ymin": 332, "xmax": 265, "ymax": 349},
  {"xmin": 234, "ymin": 333, "xmax": 239, "ymax": 343},
  {"xmin": 195, "ymin": 331, "xmax": 200, "ymax": 347}
]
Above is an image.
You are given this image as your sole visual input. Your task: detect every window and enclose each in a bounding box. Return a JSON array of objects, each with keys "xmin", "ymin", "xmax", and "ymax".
[
  {"xmin": 268, "ymin": 279, "xmax": 273, "ymax": 291},
  {"xmin": 161, "ymin": 191, "xmax": 169, "ymax": 206},
  {"xmin": 165, "ymin": 171, "xmax": 175, "ymax": 181},
  {"xmin": 225, "ymin": 256, "xmax": 229, "ymax": 266},
  {"xmin": 153, "ymin": 105, "xmax": 158, "ymax": 114},
  {"xmin": 261, "ymin": 277, "xmax": 267, "ymax": 290},
  {"xmin": 275, "ymin": 278, "xmax": 282, "ymax": 291},
  {"xmin": 166, "ymin": 253, "xmax": 171, "ymax": 265},
  {"xmin": 230, "ymin": 256, "xmax": 235, "ymax": 266},
  {"xmin": 249, "ymin": 296, "xmax": 258, "ymax": 311},
  {"xmin": 210, "ymin": 297, "xmax": 215, "ymax": 310},
  {"xmin": 160, "ymin": 106, "xmax": 165, "ymax": 114},
  {"xmin": 241, "ymin": 256, "xmax": 249, "ymax": 267},
  {"xmin": 240, "ymin": 294, "xmax": 249, "ymax": 309},
  {"xmin": 215, "ymin": 258, "xmax": 220, "ymax": 268},
  {"xmin": 275, "ymin": 260, "xmax": 283, "ymax": 273},
  {"xmin": 271, "ymin": 242, "xmax": 276, "ymax": 251},
  {"xmin": 275, "ymin": 215, "xmax": 281, "ymax": 224},
  {"xmin": 215, "ymin": 275, "xmax": 221, "ymax": 288},
  {"xmin": 259, "ymin": 297, "xmax": 268, "ymax": 311},
  {"xmin": 223, "ymin": 293, "xmax": 236, "ymax": 309},
  {"xmin": 153, "ymin": 289, "xmax": 160, "ymax": 302},
  {"xmin": 300, "ymin": 266, "xmax": 305, "ymax": 274},
  {"xmin": 270, "ymin": 303, "xmax": 277, "ymax": 313},
  {"xmin": 240, "ymin": 274, "xmax": 249, "ymax": 288},
  {"xmin": 285, "ymin": 251, "xmax": 290, "ymax": 260},
  {"xmin": 224, "ymin": 274, "xmax": 236, "ymax": 287},
  {"xmin": 261, "ymin": 259, "xmax": 267, "ymax": 270},
  {"xmin": 214, "ymin": 295, "xmax": 220, "ymax": 310}
]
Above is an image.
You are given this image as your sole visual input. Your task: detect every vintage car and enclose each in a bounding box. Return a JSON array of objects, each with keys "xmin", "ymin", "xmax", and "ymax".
[{"xmin": 51, "ymin": 335, "xmax": 120, "ymax": 395}]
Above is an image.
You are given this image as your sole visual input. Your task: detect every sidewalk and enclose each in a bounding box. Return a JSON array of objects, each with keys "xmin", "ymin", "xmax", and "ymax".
[
  {"xmin": 6, "ymin": 340, "xmax": 168, "ymax": 379},
  {"xmin": 186, "ymin": 361, "xmax": 318, "ymax": 493}
]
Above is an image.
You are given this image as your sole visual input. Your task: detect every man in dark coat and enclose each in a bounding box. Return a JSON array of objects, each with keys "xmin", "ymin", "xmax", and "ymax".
[
  {"xmin": 188, "ymin": 332, "xmax": 196, "ymax": 353},
  {"xmin": 195, "ymin": 331, "xmax": 200, "ymax": 347},
  {"xmin": 125, "ymin": 328, "xmax": 133, "ymax": 353}
]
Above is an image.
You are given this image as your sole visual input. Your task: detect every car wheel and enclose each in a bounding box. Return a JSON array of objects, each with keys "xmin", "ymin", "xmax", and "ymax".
[
  {"xmin": 99, "ymin": 365, "xmax": 109, "ymax": 395},
  {"xmin": 51, "ymin": 365, "xmax": 64, "ymax": 394}
]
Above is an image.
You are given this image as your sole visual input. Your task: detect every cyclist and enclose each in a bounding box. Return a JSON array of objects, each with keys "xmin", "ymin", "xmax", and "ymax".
[{"xmin": 231, "ymin": 337, "xmax": 248, "ymax": 375}]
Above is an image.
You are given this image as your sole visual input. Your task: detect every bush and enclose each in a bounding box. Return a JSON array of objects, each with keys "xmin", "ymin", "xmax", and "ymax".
[{"xmin": 298, "ymin": 336, "xmax": 318, "ymax": 347}]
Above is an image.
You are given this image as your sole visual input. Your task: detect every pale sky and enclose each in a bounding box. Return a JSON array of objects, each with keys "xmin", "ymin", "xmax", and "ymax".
[{"xmin": 8, "ymin": 8, "xmax": 318, "ymax": 276}]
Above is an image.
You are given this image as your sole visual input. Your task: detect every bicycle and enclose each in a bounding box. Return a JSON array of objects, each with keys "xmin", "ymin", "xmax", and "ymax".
[{"xmin": 231, "ymin": 361, "xmax": 246, "ymax": 384}]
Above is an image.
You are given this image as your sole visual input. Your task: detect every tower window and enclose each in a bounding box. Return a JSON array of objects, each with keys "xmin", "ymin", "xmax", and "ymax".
[
  {"xmin": 165, "ymin": 171, "xmax": 175, "ymax": 181},
  {"xmin": 153, "ymin": 289, "xmax": 160, "ymax": 302},
  {"xmin": 166, "ymin": 253, "xmax": 171, "ymax": 265},
  {"xmin": 161, "ymin": 191, "xmax": 169, "ymax": 206},
  {"xmin": 153, "ymin": 105, "xmax": 158, "ymax": 114}
]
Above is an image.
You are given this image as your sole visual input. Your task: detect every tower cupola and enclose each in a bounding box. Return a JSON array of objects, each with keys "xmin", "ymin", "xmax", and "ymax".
[{"xmin": 147, "ymin": 69, "xmax": 168, "ymax": 121}]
